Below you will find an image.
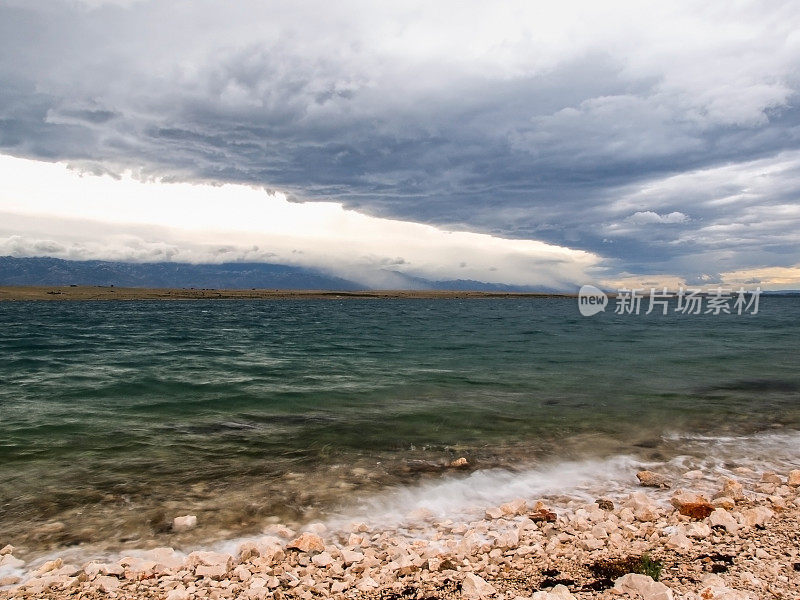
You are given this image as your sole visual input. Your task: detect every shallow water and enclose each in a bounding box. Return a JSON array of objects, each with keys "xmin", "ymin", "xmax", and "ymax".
[{"xmin": 1, "ymin": 296, "xmax": 798, "ymax": 558}]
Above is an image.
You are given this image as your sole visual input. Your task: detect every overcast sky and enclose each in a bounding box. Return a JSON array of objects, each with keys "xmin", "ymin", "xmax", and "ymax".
[{"xmin": 1, "ymin": 0, "xmax": 799, "ymax": 289}]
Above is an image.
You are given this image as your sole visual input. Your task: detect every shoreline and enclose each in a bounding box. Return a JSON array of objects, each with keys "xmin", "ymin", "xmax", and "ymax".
[
  {"xmin": 2, "ymin": 457, "xmax": 798, "ymax": 599},
  {"xmin": 0, "ymin": 286, "xmax": 576, "ymax": 302}
]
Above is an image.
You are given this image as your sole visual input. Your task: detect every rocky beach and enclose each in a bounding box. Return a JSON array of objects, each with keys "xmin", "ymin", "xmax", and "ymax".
[{"xmin": 2, "ymin": 464, "xmax": 798, "ymax": 600}]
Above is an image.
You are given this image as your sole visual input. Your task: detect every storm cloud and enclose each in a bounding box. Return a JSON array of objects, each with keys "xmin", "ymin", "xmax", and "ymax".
[{"xmin": 1, "ymin": 0, "xmax": 799, "ymax": 285}]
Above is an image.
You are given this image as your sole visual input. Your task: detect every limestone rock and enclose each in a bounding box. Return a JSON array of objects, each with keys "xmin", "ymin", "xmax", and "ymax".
[
  {"xmin": 531, "ymin": 584, "xmax": 575, "ymax": 599},
  {"xmin": 287, "ymin": 532, "xmax": 325, "ymax": 553},
  {"xmin": 186, "ymin": 550, "xmax": 233, "ymax": 570},
  {"xmin": 461, "ymin": 573, "xmax": 497, "ymax": 598},
  {"xmin": 712, "ymin": 496, "xmax": 736, "ymax": 510},
  {"xmin": 311, "ymin": 551, "xmax": 334, "ymax": 567},
  {"xmin": 788, "ymin": 469, "xmax": 800, "ymax": 487},
  {"xmin": 716, "ymin": 478, "xmax": 744, "ymax": 500},
  {"xmin": 172, "ymin": 514, "xmax": 197, "ymax": 532},
  {"xmin": 708, "ymin": 508, "xmax": 740, "ymax": 534},
  {"xmin": 485, "ymin": 507, "xmax": 504, "ymax": 519},
  {"xmin": 341, "ymin": 548, "xmax": 365, "ymax": 565},
  {"xmin": 684, "ymin": 522, "xmax": 712, "ymax": 539},
  {"xmin": 596, "ymin": 498, "xmax": 615, "ymax": 511},
  {"xmin": 637, "ymin": 470, "xmax": 671, "ymax": 488},
  {"xmin": 670, "ymin": 491, "xmax": 714, "ymax": 519},
  {"xmin": 500, "ymin": 498, "xmax": 528, "ymax": 516},
  {"xmin": 742, "ymin": 506, "xmax": 774, "ymax": 528},
  {"xmin": 613, "ymin": 573, "xmax": 673, "ymax": 599},
  {"xmin": 0, "ymin": 545, "xmax": 13, "ymax": 556}
]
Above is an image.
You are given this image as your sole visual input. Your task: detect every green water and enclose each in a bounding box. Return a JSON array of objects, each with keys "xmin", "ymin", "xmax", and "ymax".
[{"xmin": 1, "ymin": 297, "xmax": 798, "ymax": 554}]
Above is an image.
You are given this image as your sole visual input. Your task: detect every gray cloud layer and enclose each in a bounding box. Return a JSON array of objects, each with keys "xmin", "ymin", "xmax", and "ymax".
[{"xmin": 1, "ymin": 0, "xmax": 799, "ymax": 282}]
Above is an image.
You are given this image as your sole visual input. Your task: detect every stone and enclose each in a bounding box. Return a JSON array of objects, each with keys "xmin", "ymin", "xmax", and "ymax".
[
  {"xmin": 637, "ymin": 470, "xmax": 670, "ymax": 488},
  {"xmin": 449, "ymin": 457, "xmax": 469, "ymax": 468},
  {"xmin": 708, "ymin": 508, "xmax": 740, "ymax": 534},
  {"xmin": 685, "ymin": 522, "xmax": 712, "ymax": 539},
  {"xmin": 666, "ymin": 532, "xmax": 693, "ymax": 552},
  {"xmin": 172, "ymin": 515, "xmax": 198, "ymax": 532},
  {"xmin": 500, "ymin": 498, "xmax": 528, "ymax": 516},
  {"xmin": 341, "ymin": 549, "xmax": 365, "ymax": 565},
  {"xmin": 716, "ymin": 478, "xmax": 744, "ymax": 500},
  {"xmin": 186, "ymin": 550, "xmax": 233, "ymax": 570},
  {"xmin": 356, "ymin": 576, "xmax": 379, "ymax": 591},
  {"xmin": 788, "ymin": 469, "xmax": 800, "ymax": 487},
  {"xmin": 530, "ymin": 507, "xmax": 557, "ymax": 523},
  {"xmin": 95, "ymin": 575, "xmax": 120, "ymax": 593},
  {"xmin": 760, "ymin": 472, "xmax": 782, "ymax": 484},
  {"xmin": 461, "ymin": 573, "xmax": 497, "ymax": 598},
  {"xmin": 262, "ymin": 524, "xmax": 295, "ymax": 538},
  {"xmin": 0, "ymin": 545, "xmax": 13, "ymax": 556},
  {"xmin": 0, "ymin": 555, "xmax": 24, "ymax": 569},
  {"xmin": 684, "ymin": 469, "xmax": 704, "ymax": 479},
  {"xmin": 141, "ymin": 547, "xmax": 184, "ymax": 570},
  {"xmin": 195, "ymin": 564, "xmax": 228, "ymax": 579},
  {"xmin": 311, "ymin": 551, "xmax": 333, "ymax": 567},
  {"xmin": 166, "ymin": 587, "xmax": 190, "ymax": 600},
  {"xmin": 613, "ymin": 573, "xmax": 673, "ymax": 600},
  {"xmin": 670, "ymin": 491, "xmax": 714, "ymax": 519},
  {"xmin": 596, "ymin": 498, "xmax": 615, "ymax": 511},
  {"xmin": 531, "ymin": 584, "xmax": 576, "ymax": 599},
  {"xmin": 485, "ymin": 507, "xmax": 504, "ymax": 519},
  {"xmin": 712, "ymin": 496, "xmax": 736, "ymax": 510},
  {"xmin": 286, "ymin": 532, "xmax": 325, "ymax": 553},
  {"xmin": 742, "ymin": 506, "xmax": 774, "ymax": 528}
]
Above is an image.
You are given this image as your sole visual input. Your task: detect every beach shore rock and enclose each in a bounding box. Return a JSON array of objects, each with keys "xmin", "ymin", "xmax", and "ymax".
[{"xmin": 2, "ymin": 465, "xmax": 799, "ymax": 600}]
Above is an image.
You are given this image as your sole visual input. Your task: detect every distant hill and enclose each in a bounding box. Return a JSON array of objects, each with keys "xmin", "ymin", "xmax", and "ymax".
[
  {"xmin": 0, "ymin": 256, "xmax": 547, "ymax": 291},
  {"xmin": 0, "ymin": 257, "xmax": 360, "ymax": 290}
]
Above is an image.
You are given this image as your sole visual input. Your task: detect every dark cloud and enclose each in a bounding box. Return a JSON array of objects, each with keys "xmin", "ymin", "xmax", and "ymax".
[{"xmin": 1, "ymin": 0, "xmax": 799, "ymax": 282}]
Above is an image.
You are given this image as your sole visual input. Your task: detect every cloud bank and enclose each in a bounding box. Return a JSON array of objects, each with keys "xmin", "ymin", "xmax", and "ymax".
[{"xmin": 0, "ymin": 155, "xmax": 599, "ymax": 289}]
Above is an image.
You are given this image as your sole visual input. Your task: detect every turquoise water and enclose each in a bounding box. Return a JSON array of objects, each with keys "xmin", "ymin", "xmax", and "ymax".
[{"xmin": 1, "ymin": 297, "xmax": 798, "ymax": 554}]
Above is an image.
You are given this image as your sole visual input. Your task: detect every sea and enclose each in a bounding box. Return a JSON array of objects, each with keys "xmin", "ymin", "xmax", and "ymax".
[{"xmin": 1, "ymin": 296, "xmax": 799, "ymax": 565}]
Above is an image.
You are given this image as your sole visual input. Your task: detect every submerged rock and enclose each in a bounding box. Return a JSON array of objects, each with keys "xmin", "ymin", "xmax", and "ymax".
[{"xmin": 172, "ymin": 514, "xmax": 197, "ymax": 532}]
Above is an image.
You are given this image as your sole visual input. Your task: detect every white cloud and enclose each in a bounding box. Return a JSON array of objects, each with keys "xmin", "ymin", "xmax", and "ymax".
[
  {"xmin": 0, "ymin": 154, "xmax": 600, "ymax": 289},
  {"xmin": 626, "ymin": 211, "xmax": 689, "ymax": 225}
]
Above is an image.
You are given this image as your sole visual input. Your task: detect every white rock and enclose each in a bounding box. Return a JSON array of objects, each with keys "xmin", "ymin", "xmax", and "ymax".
[
  {"xmin": 666, "ymin": 532, "xmax": 693, "ymax": 552},
  {"xmin": 685, "ymin": 522, "xmax": 712, "ymax": 539},
  {"xmin": 613, "ymin": 573, "xmax": 673, "ymax": 600},
  {"xmin": 788, "ymin": 469, "xmax": 800, "ymax": 487},
  {"xmin": 95, "ymin": 575, "xmax": 120, "ymax": 593},
  {"xmin": 286, "ymin": 532, "xmax": 325, "ymax": 553},
  {"xmin": 742, "ymin": 506, "xmax": 774, "ymax": 528},
  {"xmin": 708, "ymin": 509, "xmax": 740, "ymax": 534},
  {"xmin": 462, "ymin": 573, "xmax": 497, "ymax": 598},
  {"xmin": 172, "ymin": 515, "xmax": 197, "ymax": 532},
  {"xmin": 311, "ymin": 551, "xmax": 333, "ymax": 567},
  {"xmin": 499, "ymin": 498, "xmax": 527, "ymax": 516},
  {"xmin": 356, "ymin": 576, "xmax": 379, "ymax": 591},
  {"xmin": 0, "ymin": 555, "xmax": 24, "ymax": 569},
  {"xmin": 186, "ymin": 550, "xmax": 233, "ymax": 569}
]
